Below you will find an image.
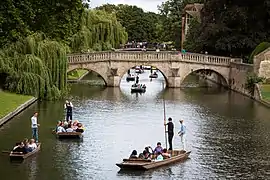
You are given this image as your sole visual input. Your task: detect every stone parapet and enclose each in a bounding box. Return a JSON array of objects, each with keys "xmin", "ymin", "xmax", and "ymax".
[{"xmin": 68, "ymin": 51, "xmax": 241, "ymax": 66}]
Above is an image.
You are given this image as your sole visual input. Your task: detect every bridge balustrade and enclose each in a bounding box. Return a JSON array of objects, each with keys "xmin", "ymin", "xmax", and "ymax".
[{"xmin": 67, "ymin": 52, "xmax": 242, "ymax": 65}]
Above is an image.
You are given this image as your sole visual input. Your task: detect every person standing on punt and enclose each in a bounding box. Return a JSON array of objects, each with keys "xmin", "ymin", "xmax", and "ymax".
[
  {"xmin": 64, "ymin": 100, "xmax": 73, "ymax": 121},
  {"xmin": 178, "ymin": 120, "xmax": 186, "ymax": 150},
  {"xmin": 165, "ymin": 117, "xmax": 174, "ymax": 150},
  {"xmin": 136, "ymin": 75, "xmax": 139, "ymax": 84},
  {"xmin": 31, "ymin": 112, "xmax": 40, "ymax": 143}
]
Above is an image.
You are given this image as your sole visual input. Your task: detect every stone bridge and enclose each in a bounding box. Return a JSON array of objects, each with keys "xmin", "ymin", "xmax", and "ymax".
[{"xmin": 67, "ymin": 51, "xmax": 243, "ymax": 87}]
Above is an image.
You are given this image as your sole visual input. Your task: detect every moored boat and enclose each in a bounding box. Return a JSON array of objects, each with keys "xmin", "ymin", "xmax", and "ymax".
[
  {"xmin": 135, "ymin": 68, "xmax": 144, "ymax": 74},
  {"xmin": 9, "ymin": 143, "xmax": 41, "ymax": 161},
  {"xmin": 131, "ymin": 84, "xmax": 146, "ymax": 93},
  {"xmin": 116, "ymin": 150, "xmax": 190, "ymax": 171},
  {"xmin": 126, "ymin": 75, "xmax": 135, "ymax": 81},
  {"xmin": 149, "ymin": 73, "xmax": 158, "ymax": 78},
  {"xmin": 55, "ymin": 132, "xmax": 83, "ymax": 139}
]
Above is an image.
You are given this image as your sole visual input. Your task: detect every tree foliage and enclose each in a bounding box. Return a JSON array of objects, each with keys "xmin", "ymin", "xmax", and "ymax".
[
  {"xmin": 96, "ymin": 4, "xmax": 163, "ymax": 42},
  {"xmin": 0, "ymin": 1, "xmax": 128, "ymax": 99},
  {"xmin": 0, "ymin": 0, "xmax": 85, "ymax": 47},
  {"xmin": 0, "ymin": 33, "xmax": 68, "ymax": 100},
  {"xmin": 158, "ymin": 0, "xmax": 204, "ymax": 49},
  {"xmin": 70, "ymin": 9, "xmax": 128, "ymax": 52},
  {"xmin": 245, "ymin": 73, "xmax": 265, "ymax": 96},
  {"xmin": 185, "ymin": 0, "xmax": 270, "ymax": 60}
]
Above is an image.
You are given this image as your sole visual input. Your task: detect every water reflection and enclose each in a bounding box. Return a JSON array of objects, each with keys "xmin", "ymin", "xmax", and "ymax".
[{"xmin": 0, "ymin": 72, "xmax": 270, "ymax": 179}]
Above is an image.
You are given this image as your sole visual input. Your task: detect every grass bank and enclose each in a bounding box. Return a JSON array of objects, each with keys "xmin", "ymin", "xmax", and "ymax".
[
  {"xmin": 260, "ymin": 84, "xmax": 270, "ymax": 102},
  {"xmin": 0, "ymin": 91, "xmax": 33, "ymax": 119},
  {"xmin": 68, "ymin": 69, "xmax": 88, "ymax": 80}
]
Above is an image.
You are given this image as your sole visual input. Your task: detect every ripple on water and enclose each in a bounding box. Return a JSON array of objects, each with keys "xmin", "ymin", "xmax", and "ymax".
[{"xmin": 1, "ymin": 72, "xmax": 270, "ymax": 179}]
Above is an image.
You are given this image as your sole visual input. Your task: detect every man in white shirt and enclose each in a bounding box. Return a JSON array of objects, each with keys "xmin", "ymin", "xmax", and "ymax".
[
  {"xmin": 31, "ymin": 112, "xmax": 40, "ymax": 143},
  {"xmin": 64, "ymin": 100, "xmax": 73, "ymax": 121}
]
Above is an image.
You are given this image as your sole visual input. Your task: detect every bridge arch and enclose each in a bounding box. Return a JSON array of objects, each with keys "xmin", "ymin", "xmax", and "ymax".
[
  {"xmin": 180, "ymin": 67, "xmax": 229, "ymax": 87},
  {"xmin": 67, "ymin": 64, "xmax": 108, "ymax": 85},
  {"xmin": 118, "ymin": 63, "xmax": 170, "ymax": 85}
]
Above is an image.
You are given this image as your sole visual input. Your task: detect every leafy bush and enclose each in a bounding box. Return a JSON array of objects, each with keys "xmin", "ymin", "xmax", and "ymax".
[{"xmin": 245, "ymin": 73, "xmax": 265, "ymax": 95}]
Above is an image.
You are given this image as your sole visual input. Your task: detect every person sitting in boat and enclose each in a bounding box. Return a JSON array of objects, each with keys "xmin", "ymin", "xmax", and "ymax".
[
  {"xmin": 129, "ymin": 150, "xmax": 138, "ymax": 159},
  {"xmin": 63, "ymin": 121, "xmax": 69, "ymax": 129},
  {"xmin": 162, "ymin": 148, "xmax": 171, "ymax": 159},
  {"xmin": 28, "ymin": 139, "xmax": 37, "ymax": 151},
  {"xmin": 138, "ymin": 150, "xmax": 150, "ymax": 160},
  {"xmin": 153, "ymin": 71, "xmax": 157, "ymax": 75},
  {"xmin": 23, "ymin": 139, "xmax": 32, "ymax": 153},
  {"xmin": 145, "ymin": 146, "xmax": 153, "ymax": 158},
  {"xmin": 57, "ymin": 123, "xmax": 66, "ymax": 133},
  {"xmin": 72, "ymin": 120, "xmax": 79, "ymax": 130},
  {"xmin": 55, "ymin": 121, "xmax": 62, "ymax": 132},
  {"xmin": 142, "ymin": 84, "xmax": 146, "ymax": 88},
  {"xmin": 75, "ymin": 123, "xmax": 84, "ymax": 133},
  {"xmin": 66, "ymin": 124, "xmax": 74, "ymax": 132},
  {"xmin": 153, "ymin": 142, "xmax": 163, "ymax": 155},
  {"xmin": 13, "ymin": 142, "xmax": 21, "ymax": 150},
  {"xmin": 155, "ymin": 151, "xmax": 164, "ymax": 161},
  {"xmin": 12, "ymin": 142, "xmax": 27, "ymax": 154}
]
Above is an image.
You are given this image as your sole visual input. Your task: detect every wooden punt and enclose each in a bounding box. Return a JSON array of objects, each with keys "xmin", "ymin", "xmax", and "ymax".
[
  {"xmin": 126, "ymin": 76, "xmax": 135, "ymax": 81},
  {"xmin": 131, "ymin": 84, "xmax": 146, "ymax": 93},
  {"xmin": 149, "ymin": 73, "xmax": 158, "ymax": 78},
  {"xmin": 116, "ymin": 150, "xmax": 191, "ymax": 171},
  {"xmin": 9, "ymin": 143, "xmax": 41, "ymax": 161},
  {"xmin": 55, "ymin": 132, "xmax": 83, "ymax": 139}
]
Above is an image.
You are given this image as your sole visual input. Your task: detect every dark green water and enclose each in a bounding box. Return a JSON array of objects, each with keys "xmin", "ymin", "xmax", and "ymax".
[{"xmin": 0, "ymin": 70, "xmax": 270, "ymax": 180}]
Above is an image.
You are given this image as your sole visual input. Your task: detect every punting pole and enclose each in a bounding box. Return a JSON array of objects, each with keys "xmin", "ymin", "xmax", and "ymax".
[{"xmin": 162, "ymin": 81, "xmax": 168, "ymax": 149}]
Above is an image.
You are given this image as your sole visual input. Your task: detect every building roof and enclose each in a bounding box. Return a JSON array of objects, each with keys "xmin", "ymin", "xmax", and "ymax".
[
  {"xmin": 183, "ymin": 3, "xmax": 204, "ymax": 21},
  {"xmin": 183, "ymin": 3, "xmax": 203, "ymax": 12}
]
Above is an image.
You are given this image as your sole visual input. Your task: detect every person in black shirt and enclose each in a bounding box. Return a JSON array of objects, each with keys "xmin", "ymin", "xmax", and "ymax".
[
  {"xmin": 166, "ymin": 117, "xmax": 174, "ymax": 150},
  {"xmin": 64, "ymin": 100, "xmax": 73, "ymax": 121},
  {"xmin": 13, "ymin": 142, "xmax": 27, "ymax": 154}
]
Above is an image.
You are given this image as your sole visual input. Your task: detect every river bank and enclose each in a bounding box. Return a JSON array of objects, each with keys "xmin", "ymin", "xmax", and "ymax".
[{"xmin": 0, "ymin": 91, "xmax": 37, "ymax": 126}]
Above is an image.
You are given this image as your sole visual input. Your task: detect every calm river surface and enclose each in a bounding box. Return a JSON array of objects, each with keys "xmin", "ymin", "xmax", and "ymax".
[{"xmin": 0, "ymin": 70, "xmax": 270, "ymax": 180}]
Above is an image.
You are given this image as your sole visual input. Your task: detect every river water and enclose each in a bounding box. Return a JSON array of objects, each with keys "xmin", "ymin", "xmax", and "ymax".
[{"xmin": 0, "ymin": 70, "xmax": 270, "ymax": 180}]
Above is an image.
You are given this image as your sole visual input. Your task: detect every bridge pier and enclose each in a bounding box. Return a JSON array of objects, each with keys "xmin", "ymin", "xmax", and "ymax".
[
  {"xmin": 107, "ymin": 76, "xmax": 121, "ymax": 87},
  {"xmin": 167, "ymin": 77, "xmax": 182, "ymax": 88}
]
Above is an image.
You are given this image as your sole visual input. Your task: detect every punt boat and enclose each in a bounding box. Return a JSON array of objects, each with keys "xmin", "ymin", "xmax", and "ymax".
[
  {"xmin": 131, "ymin": 84, "xmax": 146, "ymax": 93},
  {"xmin": 116, "ymin": 150, "xmax": 191, "ymax": 171},
  {"xmin": 10, "ymin": 143, "xmax": 41, "ymax": 161},
  {"xmin": 55, "ymin": 132, "xmax": 83, "ymax": 139},
  {"xmin": 149, "ymin": 73, "xmax": 158, "ymax": 78}
]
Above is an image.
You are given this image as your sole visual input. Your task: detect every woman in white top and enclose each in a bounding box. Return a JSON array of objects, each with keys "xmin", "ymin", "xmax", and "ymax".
[
  {"xmin": 28, "ymin": 139, "xmax": 37, "ymax": 151},
  {"xmin": 66, "ymin": 124, "xmax": 74, "ymax": 132}
]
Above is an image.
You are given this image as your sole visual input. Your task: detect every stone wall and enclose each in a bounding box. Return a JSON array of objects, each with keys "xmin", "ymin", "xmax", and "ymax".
[
  {"xmin": 254, "ymin": 47, "xmax": 270, "ymax": 76},
  {"xmin": 229, "ymin": 62, "xmax": 253, "ymax": 95}
]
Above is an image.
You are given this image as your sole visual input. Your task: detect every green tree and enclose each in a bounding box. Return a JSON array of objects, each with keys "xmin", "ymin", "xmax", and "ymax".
[
  {"xmin": 29, "ymin": 0, "xmax": 84, "ymax": 42},
  {"xmin": 0, "ymin": 0, "xmax": 34, "ymax": 47},
  {"xmin": 158, "ymin": 0, "xmax": 204, "ymax": 49},
  {"xmin": 0, "ymin": 33, "xmax": 68, "ymax": 100},
  {"xmin": 96, "ymin": 4, "xmax": 163, "ymax": 42},
  {"xmin": 193, "ymin": 0, "xmax": 270, "ymax": 58},
  {"xmin": 70, "ymin": 9, "xmax": 128, "ymax": 52}
]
